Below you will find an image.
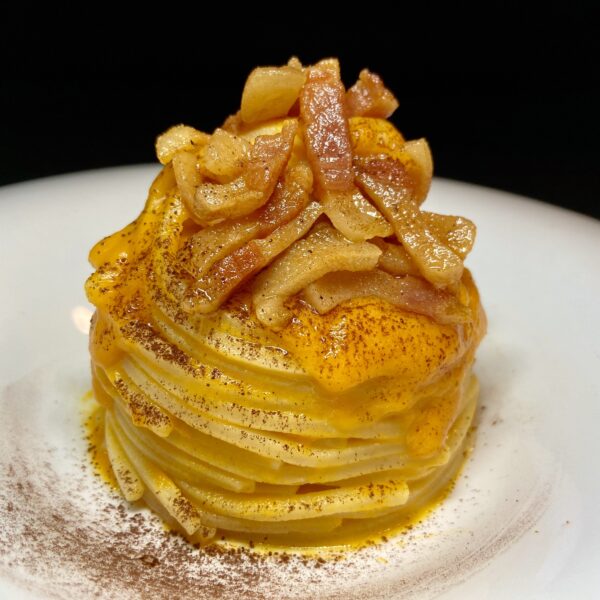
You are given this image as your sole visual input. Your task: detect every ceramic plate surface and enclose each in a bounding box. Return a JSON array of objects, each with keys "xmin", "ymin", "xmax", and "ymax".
[{"xmin": 1, "ymin": 167, "xmax": 599, "ymax": 599}]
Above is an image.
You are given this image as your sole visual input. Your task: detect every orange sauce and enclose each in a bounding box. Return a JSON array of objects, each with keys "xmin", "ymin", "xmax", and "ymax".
[{"xmin": 82, "ymin": 395, "xmax": 117, "ymax": 491}]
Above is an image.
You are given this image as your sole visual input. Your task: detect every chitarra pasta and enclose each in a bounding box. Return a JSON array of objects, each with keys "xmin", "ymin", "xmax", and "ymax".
[{"xmin": 85, "ymin": 58, "xmax": 486, "ymax": 548}]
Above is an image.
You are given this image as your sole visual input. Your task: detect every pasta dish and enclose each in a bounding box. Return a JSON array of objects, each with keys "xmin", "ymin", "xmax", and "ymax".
[{"xmin": 85, "ymin": 57, "xmax": 486, "ymax": 549}]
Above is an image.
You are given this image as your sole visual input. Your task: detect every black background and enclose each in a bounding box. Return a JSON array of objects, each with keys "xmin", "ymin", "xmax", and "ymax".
[{"xmin": 2, "ymin": 8, "xmax": 598, "ymax": 219}]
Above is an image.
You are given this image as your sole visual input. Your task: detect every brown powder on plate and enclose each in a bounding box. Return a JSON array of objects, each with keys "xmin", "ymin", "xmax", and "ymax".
[{"xmin": 0, "ymin": 366, "xmax": 552, "ymax": 599}]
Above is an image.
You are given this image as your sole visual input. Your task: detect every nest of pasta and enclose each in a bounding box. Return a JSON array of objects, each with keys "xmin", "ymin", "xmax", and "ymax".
[{"xmin": 85, "ymin": 57, "xmax": 485, "ymax": 549}]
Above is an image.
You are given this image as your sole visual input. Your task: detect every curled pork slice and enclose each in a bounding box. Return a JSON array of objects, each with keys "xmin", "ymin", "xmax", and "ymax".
[
  {"xmin": 198, "ymin": 128, "xmax": 251, "ymax": 183},
  {"xmin": 188, "ymin": 120, "xmax": 298, "ymax": 225},
  {"xmin": 303, "ymin": 269, "xmax": 470, "ymax": 325},
  {"xmin": 321, "ymin": 187, "xmax": 392, "ymax": 242},
  {"xmin": 252, "ymin": 226, "xmax": 381, "ymax": 328},
  {"xmin": 346, "ymin": 70, "xmax": 399, "ymax": 118},
  {"xmin": 155, "ymin": 125, "xmax": 210, "ymax": 165},
  {"xmin": 241, "ymin": 64, "xmax": 306, "ymax": 124},
  {"xmin": 300, "ymin": 59, "xmax": 353, "ymax": 194},
  {"xmin": 255, "ymin": 160, "xmax": 313, "ymax": 237},
  {"xmin": 180, "ymin": 161, "xmax": 313, "ymax": 280},
  {"xmin": 355, "ymin": 150, "xmax": 463, "ymax": 287},
  {"xmin": 172, "ymin": 151, "xmax": 202, "ymax": 206},
  {"xmin": 422, "ymin": 212, "xmax": 476, "ymax": 259},
  {"xmin": 183, "ymin": 203, "xmax": 323, "ymax": 314},
  {"xmin": 358, "ymin": 171, "xmax": 463, "ymax": 287},
  {"xmin": 371, "ymin": 238, "xmax": 420, "ymax": 277}
]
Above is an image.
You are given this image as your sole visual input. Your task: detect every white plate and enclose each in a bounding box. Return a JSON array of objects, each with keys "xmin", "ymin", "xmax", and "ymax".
[{"xmin": 1, "ymin": 167, "xmax": 599, "ymax": 599}]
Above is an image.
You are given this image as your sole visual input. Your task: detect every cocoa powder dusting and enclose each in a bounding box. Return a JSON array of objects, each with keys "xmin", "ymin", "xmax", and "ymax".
[{"xmin": 0, "ymin": 367, "xmax": 552, "ymax": 599}]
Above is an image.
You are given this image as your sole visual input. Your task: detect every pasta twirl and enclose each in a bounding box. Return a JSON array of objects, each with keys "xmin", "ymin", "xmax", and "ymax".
[{"xmin": 85, "ymin": 57, "xmax": 485, "ymax": 549}]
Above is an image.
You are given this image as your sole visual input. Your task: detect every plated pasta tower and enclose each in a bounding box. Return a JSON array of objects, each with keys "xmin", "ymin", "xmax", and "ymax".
[{"xmin": 86, "ymin": 58, "xmax": 486, "ymax": 548}]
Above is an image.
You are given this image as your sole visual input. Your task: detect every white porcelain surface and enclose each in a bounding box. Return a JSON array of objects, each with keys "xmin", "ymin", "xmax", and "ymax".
[{"xmin": 1, "ymin": 167, "xmax": 599, "ymax": 599}]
